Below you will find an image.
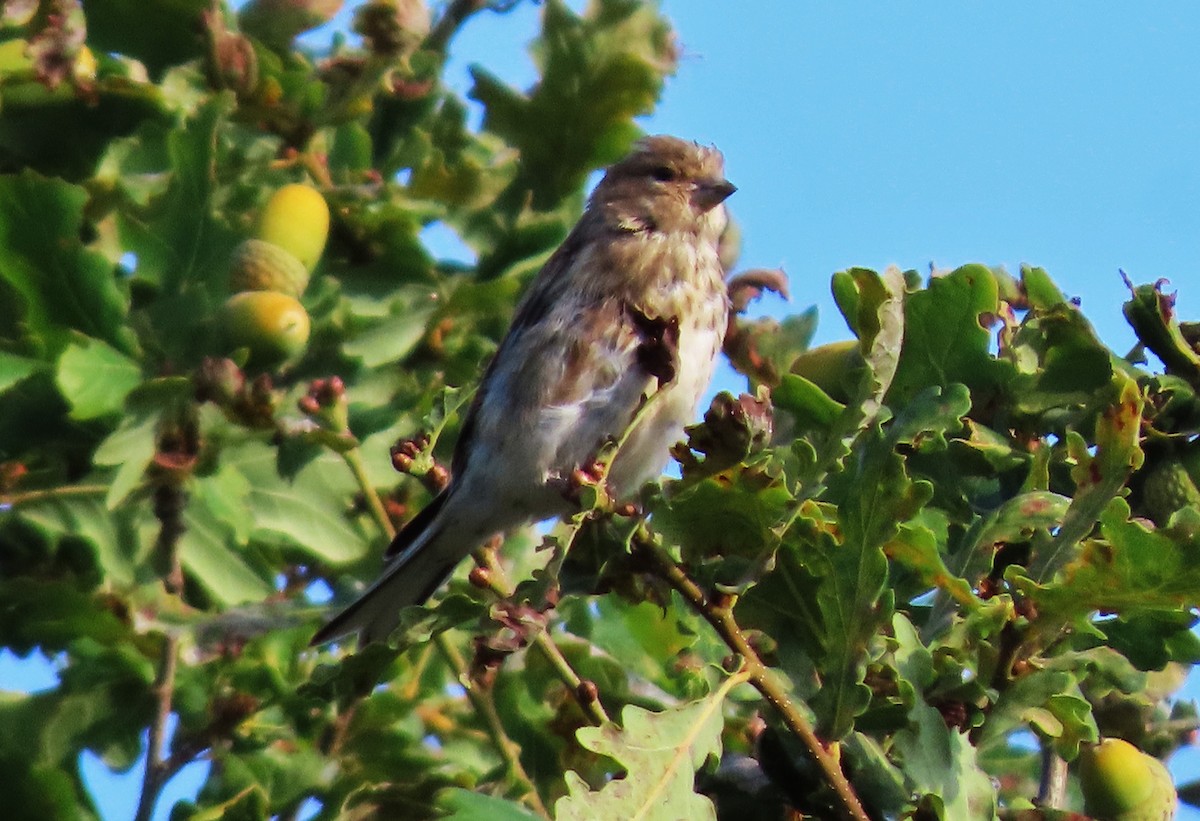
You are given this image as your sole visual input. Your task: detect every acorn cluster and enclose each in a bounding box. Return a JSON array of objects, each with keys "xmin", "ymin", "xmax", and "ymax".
[{"xmin": 221, "ymin": 183, "xmax": 329, "ymax": 369}]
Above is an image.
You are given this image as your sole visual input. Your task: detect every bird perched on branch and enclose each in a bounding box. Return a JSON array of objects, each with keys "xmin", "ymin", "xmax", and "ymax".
[{"xmin": 312, "ymin": 135, "xmax": 736, "ymax": 645}]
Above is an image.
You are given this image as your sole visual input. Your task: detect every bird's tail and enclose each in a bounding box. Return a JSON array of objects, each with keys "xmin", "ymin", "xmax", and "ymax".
[{"xmin": 310, "ymin": 495, "xmax": 458, "ymax": 646}]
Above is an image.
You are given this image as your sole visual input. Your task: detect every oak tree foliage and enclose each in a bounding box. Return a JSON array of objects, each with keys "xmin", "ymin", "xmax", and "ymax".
[{"xmin": 1, "ymin": 2, "xmax": 1198, "ymax": 819}]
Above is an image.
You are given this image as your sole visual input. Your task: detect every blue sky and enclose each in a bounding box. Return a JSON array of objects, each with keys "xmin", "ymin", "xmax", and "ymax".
[{"xmin": 6, "ymin": 2, "xmax": 1200, "ymax": 817}]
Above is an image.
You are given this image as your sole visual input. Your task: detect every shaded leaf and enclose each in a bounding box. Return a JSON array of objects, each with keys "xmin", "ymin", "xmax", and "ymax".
[
  {"xmin": 891, "ymin": 614, "xmax": 998, "ymax": 820},
  {"xmin": 0, "ymin": 350, "xmax": 42, "ymax": 394},
  {"xmin": 0, "ymin": 171, "xmax": 131, "ymax": 355},
  {"xmin": 438, "ymin": 789, "xmax": 541, "ymax": 821}
]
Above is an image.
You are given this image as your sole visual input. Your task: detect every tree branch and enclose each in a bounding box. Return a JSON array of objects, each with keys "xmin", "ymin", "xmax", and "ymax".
[
  {"xmin": 134, "ymin": 478, "xmax": 189, "ymax": 821},
  {"xmin": 637, "ymin": 536, "xmax": 872, "ymax": 821},
  {"xmin": 426, "ymin": 0, "xmax": 488, "ymax": 54},
  {"xmin": 341, "ymin": 446, "xmax": 395, "ymax": 541},
  {"xmin": 335, "ymin": 436, "xmax": 548, "ymax": 816},
  {"xmin": 437, "ymin": 631, "xmax": 550, "ymax": 819},
  {"xmin": 472, "ymin": 545, "xmax": 611, "ymax": 726},
  {"xmin": 134, "ymin": 633, "xmax": 180, "ymax": 821},
  {"xmin": 1037, "ymin": 746, "xmax": 1068, "ymax": 809},
  {"xmin": 1, "ymin": 483, "xmax": 110, "ymax": 506}
]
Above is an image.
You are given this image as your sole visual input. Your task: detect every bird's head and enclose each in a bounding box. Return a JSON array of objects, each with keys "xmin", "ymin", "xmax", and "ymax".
[{"xmin": 591, "ymin": 136, "xmax": 735, "ymax": 237}]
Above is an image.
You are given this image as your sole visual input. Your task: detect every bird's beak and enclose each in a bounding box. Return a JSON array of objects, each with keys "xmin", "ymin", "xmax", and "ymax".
[{"xmin": 692, "ymin": 179, "xmax": 737, "ymax": 212}]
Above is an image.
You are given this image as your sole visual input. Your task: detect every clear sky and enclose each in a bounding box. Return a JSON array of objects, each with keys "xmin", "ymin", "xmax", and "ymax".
[{"xmin": 5, "ymin": 2, "xmax": 1200, "ymax": 818}]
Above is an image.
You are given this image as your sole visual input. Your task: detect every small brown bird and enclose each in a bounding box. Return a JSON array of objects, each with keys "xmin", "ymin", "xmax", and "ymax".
[{"xmin": 313, "ymin": 136, "xmax": 735, "ymax": 645}]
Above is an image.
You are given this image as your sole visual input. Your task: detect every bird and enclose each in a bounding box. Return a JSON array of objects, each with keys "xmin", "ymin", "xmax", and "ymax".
[{"xmin": 312, "ymin": 135, "xmax": 736, "ymax": 645}]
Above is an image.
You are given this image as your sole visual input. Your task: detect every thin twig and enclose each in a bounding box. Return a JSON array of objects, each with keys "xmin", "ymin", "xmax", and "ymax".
[
  {"xmin": 1150, "ymin": 715, "xmax": 1200, "ymax": 735},
  {"xmin": 337, "ymin": 437, "xmax": 548, "ymax": 815},
  {"xmin": 1, "ymin": 483, "xmax": 110, "ymax": 506},
  {"xmin": 341, "ymin": 447, "xmax": 395, "ymax": 540},
  {"xmin": 133, "ymin": 633, "xmax": 180, "ymax": 821},
  {"xmin": 472, "ymin": 547, "xmax": 610, "ymax": 725},
  {"xmin": 437, "ymin": 632, "xmax": 550, "ymax": 819},
  {"xmin": 426, "ymin": 0, "xmax": 488, "ymax": 53},
  {"xmin": 462, "ymin": 389, "xmax": 671, "ymax": 725},
  {"xmin": 134, "ymin": 472, "xmax": 192, "ymax": 821},
  {"xmin": 638, "ymin": 537, "xmax": 872, "ymax": 821}
]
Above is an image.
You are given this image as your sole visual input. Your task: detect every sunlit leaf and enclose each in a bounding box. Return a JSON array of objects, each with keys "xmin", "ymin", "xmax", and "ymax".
[
  {"xmin": 55, "ymin": 335, "xmax": 142, "ymax": 420},
  {"xmin": 555, "ymin": 676, "xmax": 741, "ymax": 821}
]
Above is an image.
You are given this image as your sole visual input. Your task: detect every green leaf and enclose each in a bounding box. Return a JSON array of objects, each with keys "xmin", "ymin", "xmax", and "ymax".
[
  {"xmin": 888, "ymin": 264, "xmax": 1010, "ymax": 408},
  {"xmin": 179, "ymin": 499, "xmax": 274, "ymax": 606},
  {"xmin": 735, "ymin": 508, "xmax": 828, "ymax": 695},
  {"xmin": 811, "ymin": 431, "xmax": 915, "ymax": 738},
  {"xmin": 0, "ymin": 171, "xmax": 131, "ymax": 355},
  {"xmin": 1123, "ymin": 277, "xmax": 1200, "ymax": 383},
  {"xmin": 555, "ymin": 677, "xmax": 740, "ymax": 821},
  {"xmin": 93, "ymin": 405, "xmax": 159, "ymax": 509},
  {"xmin": 1021, "ymin": 265, "xmax": 1068, "ymax": 310},
  {"xmin": 438, "ymin": 788, "xmax": 541, "ymax": 821},
  {"xmin": 972, "ymin": 491, "xmax": 1072, "ymax": 549},
  {"xmin": 891, "ymin": 614, "xmax": 998, "ymax": 820},
  {"xmin": 787, "ymin": 267, "xmax": 906, "ymax": 491},
  {"xmin": 562, "ymin": 597, "xmax": 702, "ymax": 693},
  {"xmin": 1100, "ymin": 610, "xmax": 1200, "ymax": 671},
  {"xmin": 658, "ymin": 466, "xmax": 792, "ymax": 587},
  {"xmin": 55, "ymin": 335, "xmax": 142, "ymax": 420},
  {"xmin": 1028, "ymin": 372, "xmax": 1144, "ymax": 582},
  {"xmin": 223, "ymin": 440, "xmax": 370, "ymax": 564},
  {"xmin": 978, "ymin": 667, "xmax": 1098, "ymax": 759},
  {"xmin": 342, "ymin": 293, "xmax": 438, "ymax": 367},
  {"xmin": 1017, "ymin": 498, "xmax": 1200, "ymax": 620},
  {"xmin": 773, "ymin": 373, "xmax": 846, "ymax": 429},
  {"xmin": 0, "ymin": 578, "xmax": 131, "ymax": 652},
  {"xmin": 1007, "ymin": 302, "xmax": 1113, "ymax": 416},
  {"xmin": 885, "ymin": 521, "xmax": 981, "ymax": 614},
  {"xmin": 116, "ymin": 95, "xmax": 241, "ymax": 364},
  {"xmin": 13, "ymin": 494, "xmax": 147, "ymax": 588},
  {"xmin": 0, "ymin": 350, "xmax": 42, "ymax": 394},
  {"xmin": 192, "ymin": 463, "xmax": 256, "ymax": 545},
  {"xmin": 84, "ymin": 0, "xmax": 210, "ymax": 78},
  {"xmin": 805, "ymin": 388, "xmax": 962, "ymax": 737},
  {"xmin": 470, "ymin": 0, "xmax": 676, "ymax": 208}
]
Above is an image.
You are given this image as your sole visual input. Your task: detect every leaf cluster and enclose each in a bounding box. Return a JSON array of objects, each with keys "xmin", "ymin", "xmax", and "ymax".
[{"xmin": 2, "ymin": 3, "xmax": 1199, "ymax": 821}]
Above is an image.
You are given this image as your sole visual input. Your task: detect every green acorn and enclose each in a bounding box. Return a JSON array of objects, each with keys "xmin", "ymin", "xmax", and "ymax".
[
  {"xmin": 1141, "ymin": 450, "xmax": 1200, "ymax": 526},
  {"xmin": 255, "ymin": 183, "xmax": 329, "ymax": 272},
  {"xmin": 221, "ymin": 291, "xmax": 311, "ymax": 369},
  {"xmin": 789, "ymin": 340, "xmax": 862, "ymax": 403},
  {"xmin": 228, "ymin": 238, "xmax": 310, "ymax": 297},
  {"xmin": 1080, "ymin": 739, "xmax": 1177, "ymax": 821}
]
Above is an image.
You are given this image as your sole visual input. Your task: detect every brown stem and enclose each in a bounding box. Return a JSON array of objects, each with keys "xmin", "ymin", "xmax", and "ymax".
[
  {"xmin": 436, "ymin": 633, "xmax": 550, "ymax": 818},
  {"xmin": 1, "ymin": 483, "xmax": 110, "ymax": 506},
  {"xmin": 133, "ymin": 469, "xmax": 193, "ymax": 821},
  {"xmin": 426, "ymin": 0, "xmax": 488, "ymax": 53},
  {"xmin": 639, "ymin": 538, "xmax": 872, "ymax": 821},
  {"xmin": 472, "ymin": 547, "xmax": 610, "ymax": 726},
  {"xmin": 322, "ymin": 700, "xmax": 361, "ymax": 759},
  {"xmin": 133, "ymin": 633, "xmax": 180, "ymax": 821},
  {"xmin": 153, "ymin": 482, "xmax": 187, "ymax": 595}
]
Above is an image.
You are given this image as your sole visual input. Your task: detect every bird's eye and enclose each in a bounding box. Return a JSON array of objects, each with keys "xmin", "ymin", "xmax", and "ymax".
[{"xmin": 650, "ymin": 165, "xmax": 676, "ymax": 182}]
